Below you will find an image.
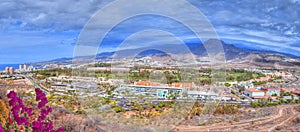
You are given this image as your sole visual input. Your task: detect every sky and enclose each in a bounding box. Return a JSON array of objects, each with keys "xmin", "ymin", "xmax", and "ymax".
[{"xmin": 0, "ymin": 0, "xmax": 299, "ymax": 64}]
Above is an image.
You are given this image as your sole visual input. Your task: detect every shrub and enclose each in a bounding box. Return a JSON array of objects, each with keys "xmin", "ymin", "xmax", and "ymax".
[
  {"xmin": 0, "ymin": 88, "xmax": 64, "ymax": 132},
  {"xmin": 0, "ymin": 100, "xmax": 9, "ymax": 125},
  {"xmin": 231, "ymin": 90, "xmax": 236, "ymax": 95},
  {"xmin": 113, "ymin": 106, "xmax": 125, "ymax": 113},
  {"xmin": 225, "ymin": 83, "xmax": 231, "ymax": 87},
  {"xmin": 198, "ymin": 122, "xmax": 206, "ymax": 126},
  {"xmin": 233, "ymin": 117, "xmax": 240, "ymax": 122},
  {"xmin": 213, "ymin": 104, "xmax": 239, "ymax": 115},
  {"xmin": 252, "ymin": 102, "xmax": 259, "ymax": 107}
]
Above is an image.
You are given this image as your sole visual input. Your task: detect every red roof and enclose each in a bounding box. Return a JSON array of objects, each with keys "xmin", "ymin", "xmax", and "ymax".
[
  {"xmin": 167, "ymin": 83, "xmax": 193, "ymax": 88},
  {"xmin": 253, "ymin": 95, "xmax": 271, "ymax": 99},
  {"xmin": 266, "ymin": 88, "xmax": 280, "ymax": 92},
  {"xmin": 181, "ymin": 83, "xmax": 193, "ymax": 89},
  {"xmin": 136, "ymin": 81, "xmax": 160, "ymax": 86},
  {"xmin": 294, "ymin": 90, "xmax": 300, "ymax": 95},
  {"xmin": 136, "ymin": 81, "xmax": 193, "ymax": 88},
  {"xmin": 171, "ymin": 82, "xmax": 181, "ymax": 88},
  {"xmin": 245, "ymin": 88, "xmax": 263, "ymax": 92}
]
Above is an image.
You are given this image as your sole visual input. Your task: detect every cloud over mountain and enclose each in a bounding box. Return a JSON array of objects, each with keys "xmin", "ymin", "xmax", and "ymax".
[{"xmin": 0, "ymin": 0, "xmax": 299, "ymax": 63}]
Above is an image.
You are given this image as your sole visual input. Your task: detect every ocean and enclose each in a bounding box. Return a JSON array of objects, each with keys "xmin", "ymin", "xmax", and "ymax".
[{"xmin": 0, "ymin": 64, "xmax": 20, "ymax": 71}]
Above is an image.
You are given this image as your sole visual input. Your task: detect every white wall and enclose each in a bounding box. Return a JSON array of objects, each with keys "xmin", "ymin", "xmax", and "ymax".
[{"xmin": 245, "ymin": 90, "xmax": 264, "ymax": 97}]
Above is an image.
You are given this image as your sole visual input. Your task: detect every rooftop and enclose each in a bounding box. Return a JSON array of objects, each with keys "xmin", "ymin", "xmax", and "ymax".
[
  {"xmin": 293, "ymin": 90, "xmax": 300, "ymax": 95},
  {"xmin": 245, "ymin": 88, "xmax": 264, "ymax": 92},
  {"xmin": 135, "ymin": 81, "xmax": 160, "ymax": 86},
  {"xmin": 266, "ymin": 88, "xmax": 280, "ymax": 91},
  {"xmin": 167, "ymin": 82, "xmax": 193, "ymax": 89},
  {"xmin": 253, "ymin": 95, "xmax": 271, "ymax": 99},
  {"xmin": 135, "ymin": 81, "xmax": 193, "ymax": 88}
]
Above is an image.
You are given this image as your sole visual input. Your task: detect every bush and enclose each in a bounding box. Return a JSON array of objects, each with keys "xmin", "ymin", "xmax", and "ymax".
[
  {"xmin": 198, "ymin": 122, "xmax": 206, "ymax": 126},
  {"xmin": 1, "ymin": 88, "xmax": 64, "ymax": 132},
  {"xmin": 225, "ymin": 83, "xmax": 231, "ymax": 87},
  {"xmin": 157, "ymin": 103, "xmax": 165, "ymax": 108},
  {"xmin": 113, "ymin": 106, "xmax": 125, "ymax": 113},
  {"xmin": 233, "ymin": 117, "xmax": 240, "ymax": 122},
  {"xmin": 252, "ymin": 102, "xmax": 259, "ymax": 107},
  {"xmin": 231, "ymin": 90, "xmax": 236, "ymax": 95},
  {"xmin": 213, "ymin": 104, "xmax": 239, "ymax": 115},
  {"xmin": 266, "ymin": 102, "xmax": 279, "ymax": 106}
]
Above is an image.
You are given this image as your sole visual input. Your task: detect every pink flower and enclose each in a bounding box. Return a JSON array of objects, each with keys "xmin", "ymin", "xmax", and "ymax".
[
  {"xmin": 56, "ymin": 128, "xmax": 64, "ymax": 132},
  {"xmin": 38, "ymin": 114, "xmax": 46, "ymax": 121},
  {"xmin": 0, "ymin": 123, "xmax": 4, "ymax": 132},
  {"xmin": 8, "ymin": 98, "xmax": 17, "ymax": 106},
  {"xmin": 14, "ymin": 116, "xmax": 22, "ymax": 125},
  {"xmin": 44, "ymin": 121, "xmax": 54, "ymax": 131},
  {"xmin": 36, "ymin": 88, "xmax": 48, "ymax": 109},
  {"xmin": 6, "ymin": 88, "xmax": 64, "ymax": 132},
  {"xmin": 21, "ymin": 117, "xmax": 29, "ymax": 126},
  {"xmin": 47, "ymin": 107, "xmax": 52, "ymax": 113},
  {"xmin": 7, "ymin": 91, "xmax": 16, "ymax": 98},
  {"xmin": 35, "ymin": 88, "xmax": 46, "ymax": 102},
  {"xmin": 32, "ymin": 121, "xmax": 44, "ymax": 132},
  {"xmin": 26, "ymin": 108, "xmax": 33, "ymax": 116}
]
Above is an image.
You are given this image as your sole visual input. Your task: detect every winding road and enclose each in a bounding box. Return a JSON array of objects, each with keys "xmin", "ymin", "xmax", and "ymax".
[{"xmin": 175, "ymin": 105, "xmax": 300, "ymax": 131}]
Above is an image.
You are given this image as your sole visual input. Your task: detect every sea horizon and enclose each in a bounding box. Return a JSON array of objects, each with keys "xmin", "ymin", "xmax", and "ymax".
[{"xmin": 0, "ymin": 64, "xmax": 20, "ymax": 71}]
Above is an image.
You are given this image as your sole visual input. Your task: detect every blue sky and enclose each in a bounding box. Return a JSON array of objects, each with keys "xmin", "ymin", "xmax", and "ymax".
[{"xmin": 0, "ymin": 0, "xmax": 299, "ymax": 64}]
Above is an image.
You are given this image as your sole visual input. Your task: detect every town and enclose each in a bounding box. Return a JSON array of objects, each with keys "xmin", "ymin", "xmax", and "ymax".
[
  {"xmin": 1, "ymin": 57, "xmax": 300, "ymax": 131},
  {"xmin": 1, "ymin": 0, "xmax": 300, "ymax": 131},
  {"xmin": 2, "ymin": 61, "xmax": 300, "ymax": 103}
]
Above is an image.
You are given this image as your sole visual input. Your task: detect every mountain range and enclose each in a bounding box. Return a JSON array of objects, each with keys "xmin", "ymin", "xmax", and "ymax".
[{"xmin": 33, "ymin": 39, "xmax": 300, "ymax": 69}]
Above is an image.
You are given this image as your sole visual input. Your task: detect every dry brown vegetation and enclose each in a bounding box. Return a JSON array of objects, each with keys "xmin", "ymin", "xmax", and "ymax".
[{"xmin": 176, "ymin": 105, "xmax": 300, "ymax": 131}]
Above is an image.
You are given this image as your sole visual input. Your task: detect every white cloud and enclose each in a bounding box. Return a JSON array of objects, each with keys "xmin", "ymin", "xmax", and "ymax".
[
  {"xmin": 0, "ymin": 0, "xmax": 300, "ymax": 63},
  {"xmin": 0, "ymin": 0, "xmax": 111, "ymax": 31}
]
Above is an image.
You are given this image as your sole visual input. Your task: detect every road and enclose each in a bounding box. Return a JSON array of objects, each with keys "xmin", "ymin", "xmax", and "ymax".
[
  {"xmin": 24, "ymin": 75, "xmax": 49, "ymax": 94},
  {"xmin": 284, "ymin": 74, "xmax": 299, "ymax": 87},
  {"xmin": 228, "ymin": 86, "xmax": 251, "ymax": 101},
  {"xmin": 175, "ymin": 105, "xmax": 300, "ymax": 131},
  {"xmin": 267, "ymin": 107, "xmax": 300, "ymax": 131}
]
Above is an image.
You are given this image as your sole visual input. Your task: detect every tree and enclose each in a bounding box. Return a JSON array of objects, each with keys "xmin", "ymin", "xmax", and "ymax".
[
  {"xmin": 231, "ymin": 90, "xmax": 236, "ymax": 95},
  {"xmin": 239, "ymin": 88, "xmax": 243, "ymax": 93},
  {"xmin": 225, "ymin": 83, "xmax": 231, "ymax": 87},
  {"xmin": 295, "ymin": 99, "xmax": 300, "ymax": 104},
  {"xmin": 113, "ymin": 105, "xmax": 124, "ymax": 113},
  {"xmin": 252, "ymin": 102, "xmax": 259, "ymax": 107}
]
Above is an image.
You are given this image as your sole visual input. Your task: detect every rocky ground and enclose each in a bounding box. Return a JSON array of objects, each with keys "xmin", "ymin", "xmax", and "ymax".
[{"xmin": 175, "ymin": 105, "xmax": 300, "ymax": 132}]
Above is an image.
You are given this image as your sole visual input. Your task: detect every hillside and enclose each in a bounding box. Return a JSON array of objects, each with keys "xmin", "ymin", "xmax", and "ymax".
[{"xmin": 31, "ymin": 39, "xmax": 300, "ymax": 69}]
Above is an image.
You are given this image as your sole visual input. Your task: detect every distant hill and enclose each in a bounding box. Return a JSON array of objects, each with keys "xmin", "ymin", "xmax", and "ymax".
[
  {"xmin": 190, "ymin": 39, "xmax": 249, "ymax": 60},
  {"xmin": 32, "ymin": 39, "xmax": 300, "ymax": 67}
]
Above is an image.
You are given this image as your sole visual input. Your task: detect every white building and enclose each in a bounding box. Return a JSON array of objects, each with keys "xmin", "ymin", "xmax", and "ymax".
[
  {"xmin": 266, "ymin": 88, "xmax": 280, "ymax": 96},
  {"xmin": 244, "ymin": 88, "xmax": 265, "ymax": 98},
  {"xmin": 8, "ymin": 67, "xmax": 14, "ymax": 74},
  {"xmin": 238, "ymin": 82, "xmax": 254, "ymax": 89},
  {"xmin": 19, "ymin": 64, "xmax": 22, "ymax": 72},
  {"xmin": 5, "ymin": 67, "xmax": 9, "ymax": 74},
  {"xmin": 23, "ymin": 64, "xmax": 27, "ymax": 71}
]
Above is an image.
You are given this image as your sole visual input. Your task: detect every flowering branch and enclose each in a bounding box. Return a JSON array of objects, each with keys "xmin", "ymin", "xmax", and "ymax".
[{"xmin": 1, "ymin": 88, "xmax": 64, "ymax": 132}]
